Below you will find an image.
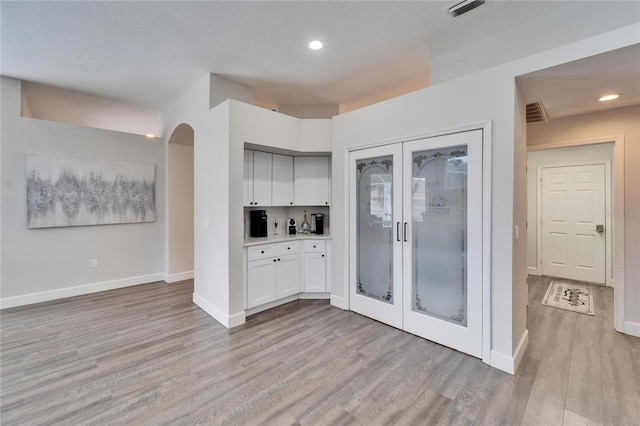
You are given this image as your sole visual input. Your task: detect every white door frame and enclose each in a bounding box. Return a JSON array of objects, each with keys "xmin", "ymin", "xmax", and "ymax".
[
  {"xmin": 536, "ymin": 160, "xmax": 611, "ymax": 285},
  {"xmin": 528, "ymin": 136, "xmax": 625, "ymax": 333},
  {"xmin": 346, "ymin": 121, "xmax": 492, "ymax": 365}
]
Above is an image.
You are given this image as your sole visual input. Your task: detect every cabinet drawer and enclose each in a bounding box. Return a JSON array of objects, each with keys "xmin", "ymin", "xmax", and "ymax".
[
  {"xmin": 304, "ymin": 240, "xmax": 325, "ymax": 253},
  {"xmin": 276, "ymin": 240, "xmax": 301, "ymax": 255},
  {"xmin": 247, "ymin": 244, "xmax": 276, "ymax": 261}
]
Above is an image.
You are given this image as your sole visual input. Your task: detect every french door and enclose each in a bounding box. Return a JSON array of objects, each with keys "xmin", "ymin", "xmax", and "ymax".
[{"xmin": 350, "ymin": 130, "xmax": 483, "ymax": 358}]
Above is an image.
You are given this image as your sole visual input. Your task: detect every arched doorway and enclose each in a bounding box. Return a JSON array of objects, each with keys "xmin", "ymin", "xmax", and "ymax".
[{"xmin": 167, "ymin": 123, "xmax": 195, "ymax": 282}]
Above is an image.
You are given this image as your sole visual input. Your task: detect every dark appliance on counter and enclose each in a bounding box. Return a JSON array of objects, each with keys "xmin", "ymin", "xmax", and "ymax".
[
  {"xmin": 249, "ymin": 210, "xmax": 268, "ymax": 238},
  {"xmin": 288, "ymin": 218, "xmax": 297, "ymax": 235},
  {"xmin": 315, "ymin": 213, "xmax": 324, "ymax": 235}
]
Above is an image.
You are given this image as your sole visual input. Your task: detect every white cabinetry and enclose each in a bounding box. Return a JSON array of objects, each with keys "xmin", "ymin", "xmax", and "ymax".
[
  {"xmin": 244, "ymin": 150, "xmax": 272, "ymax": 207},
  {"xmin": 271, "ymin": 154, "xmax": 295, "ymax": 206},
  {"xmin": 304, "ymin": 240, "xmax": 326, "ymax": 292},
  {"xmin": 246, "ymin": 241, "xmax": 301, "ymax": 309},
  {"xmin": 294, "ymin": 157, "xmax": 330, "ymax": 206}
]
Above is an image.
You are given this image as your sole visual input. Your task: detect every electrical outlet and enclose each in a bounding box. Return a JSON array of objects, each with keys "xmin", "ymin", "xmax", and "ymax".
[{"xmin": 91, "ymin": 259, "xmax": 98, "ymax": 268}]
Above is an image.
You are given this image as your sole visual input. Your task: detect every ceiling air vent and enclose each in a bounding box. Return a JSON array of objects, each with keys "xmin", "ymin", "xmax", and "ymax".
[
  {"xmin": 448, "ymin": 0, "xmax": 485, "ymax": 17},
  {"xmin": 526, "ymin": 100, "xmax": 549, "ymax": 124}
]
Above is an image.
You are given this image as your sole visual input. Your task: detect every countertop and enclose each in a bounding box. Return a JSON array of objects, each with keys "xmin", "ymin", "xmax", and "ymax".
[{"xmin": 244, "ymin": 233, "xmax": 331, "ymax": 247}]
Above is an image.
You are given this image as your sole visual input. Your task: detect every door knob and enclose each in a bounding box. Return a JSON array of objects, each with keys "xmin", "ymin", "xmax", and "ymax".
[{"xmin": 596, "ymin": 224, "xmax": 604, "ymax": 233}]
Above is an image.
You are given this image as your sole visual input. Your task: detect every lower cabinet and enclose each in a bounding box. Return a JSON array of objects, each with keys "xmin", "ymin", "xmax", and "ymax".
[
  {"xmin": 246, "ymin": 238, "xmax": 330, "ymax": 310},
  {"xmin": 246, "ymin": 241, "xmax": 301, "ymax": 309},
  {"xmin": 304, "ymin": 240, "xmax": 326, "ymax": 292}
]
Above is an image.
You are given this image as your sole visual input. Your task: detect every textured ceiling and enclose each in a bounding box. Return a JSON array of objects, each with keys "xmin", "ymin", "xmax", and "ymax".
[{"xmin": 1, "ymin": 1, "xmax": 639, "ymax": 114}]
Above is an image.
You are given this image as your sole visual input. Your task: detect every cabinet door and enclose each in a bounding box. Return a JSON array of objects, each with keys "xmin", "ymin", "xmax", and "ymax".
[
  {"xmin": 243, "ymin": 150, "xmax": 254, "ymax": 206},
  {"xmin": 294, "ymin": 157, "xmax": 330, "ymax": 206},
  {"xmin": 304, "ymin": 252, "xmax": 326, "ymax": 292},
  {"xmin": 272, "ymin": 154, "xmax": 295, "ymax": 206},
  {"xmin": 253, "ymin": 151, "xmax": 272, "ymax": 206},
  {"xmin": 277, "ymin": 254, "xmax": 300, "ymax": 298},
  {"xmin": 247, "ymin": 257, "xmax": 277, "ymax": 308}
]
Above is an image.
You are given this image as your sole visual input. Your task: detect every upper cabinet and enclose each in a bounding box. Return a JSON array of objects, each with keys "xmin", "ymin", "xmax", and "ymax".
[
  {"xmin": 294, "ymin": 157, "xmax": 330, "ymax": 206},
  {"xmin": 244, "ymin": 150, "xmax": 330, "ymax": 207},
  {"xmin": 271, "ymin": 154, "xmax": 295, "ymax": 206},
  {"xmin": 244, "ymin": 150, "xmax": 272, "ymax": 207}
]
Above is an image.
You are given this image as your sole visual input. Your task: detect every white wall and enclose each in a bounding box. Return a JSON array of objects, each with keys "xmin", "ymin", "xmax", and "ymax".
[
  {"xmin": 331, "ymin": 23, "xmax": 639, "ymax": 374},
  {"xmin": 0, "ymin": 77, "xmax": 166, "ymax": 308},
  {"xmin": 168, "ymin": 140, "xmax": 194, "ymax": 281},
  {"xmin": 527, "ymin": 105, "xmax": 640, "ymax": 330},
  {"xmin": 21, "ymin": 81, "xmax": 163, "ymax": 137},
  {"xmin": 279, "ymin": 104, "xmax": 339, "ymax": 119},
  {"xmin": 526, "ymin": 143, "xmax": 614, "ymax": 275}
]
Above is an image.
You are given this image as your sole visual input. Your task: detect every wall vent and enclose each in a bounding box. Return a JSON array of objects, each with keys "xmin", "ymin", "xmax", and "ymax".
[{"xmin": 526, "ymin": 100, "xmax": 549, "ymax": 124}]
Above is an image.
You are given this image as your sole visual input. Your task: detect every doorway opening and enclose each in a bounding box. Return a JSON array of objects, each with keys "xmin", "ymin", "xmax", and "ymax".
[{"xmin": 167, "ymin": 123, "xmax": 195, "ymax": 283}]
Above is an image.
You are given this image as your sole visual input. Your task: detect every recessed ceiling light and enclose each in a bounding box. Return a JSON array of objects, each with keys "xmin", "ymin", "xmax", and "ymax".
[
  {"xmin": 598, "ymin": 94, "xmax": 621, "ymax": 102},
  {"xmin": 145, "ymin": 133, "xmax": 155, "ymax": 138},
  {"xmin": 309, "ymin": 40, "xmax": 323, "ymax": 50}
]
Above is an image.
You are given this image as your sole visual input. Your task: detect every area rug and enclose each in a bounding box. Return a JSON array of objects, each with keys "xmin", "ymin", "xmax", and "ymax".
[{"xmin": 541, "ymin": 281, "xmax": 594, "ymax": 316}]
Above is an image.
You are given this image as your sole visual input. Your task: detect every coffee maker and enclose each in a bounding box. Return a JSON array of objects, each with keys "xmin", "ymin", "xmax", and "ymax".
[
  {"xmin": 315, "ymin": 213, "xmax": 324, "ymax": 235},
  {"xmin": 249, "ymin": 210, "xmax": 267, "ymax": 238},
  {"xmin": 288, "ymin": 218, "xmax": 297, "ymax": 235}
]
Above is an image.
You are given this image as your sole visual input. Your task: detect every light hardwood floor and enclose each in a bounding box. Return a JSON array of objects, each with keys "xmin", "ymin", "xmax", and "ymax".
[{"xmin": 1, "ymin": 277, "xmax": 638, "ymax": 425}]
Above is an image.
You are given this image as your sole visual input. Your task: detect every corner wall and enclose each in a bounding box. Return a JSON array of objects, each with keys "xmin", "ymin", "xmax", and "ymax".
[{"xmin": 1, "ymin": 77, "xmax": 166, "ymax": 308}]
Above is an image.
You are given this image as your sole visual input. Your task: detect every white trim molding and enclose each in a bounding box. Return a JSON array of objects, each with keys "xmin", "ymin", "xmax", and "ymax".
[
  {"xmin": 165, "ymin": 270, "xmax": 194, "ymax": 283},
  {"xmin": 623, "ymin": 321, "xmax": 640, "ymax": 338},
  {"xmin": 192, "ymin": 292, "xmax": 246, "ymax": 328},
  {"xmin": 0, "ymin": 273, "xmax": 166, "ymax": 309},
  {"xmin": 527, "ymin": 266, "xmax": 539, "ymax": 275},
  {"xmin": 490, "ymin": 329, "xmax": 529, "ymax": 375}
]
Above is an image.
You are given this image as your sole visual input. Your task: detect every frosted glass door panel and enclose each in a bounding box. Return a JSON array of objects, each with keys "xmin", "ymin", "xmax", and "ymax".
[
  {"xmin": 349, "ymin": 144, "xmax": 403, "ymax": 329},
  {"xmin": 356, "ymin": 155, "xmax": 395, "ymax": 303},
  {"xmin": 411, "ymin": 146, "xmax": 468, "ymax": 325}
]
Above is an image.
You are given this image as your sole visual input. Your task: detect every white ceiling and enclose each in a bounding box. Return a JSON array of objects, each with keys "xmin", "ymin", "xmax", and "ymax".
[{"xmin": 1, "ymin": 1, "xmax": 639, "ymax": 117}]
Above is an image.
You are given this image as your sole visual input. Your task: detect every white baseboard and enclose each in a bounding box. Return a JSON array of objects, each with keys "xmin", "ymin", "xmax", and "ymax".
[
  {"xmin": 527, "ymin": 266, "xmax": 539, "ymax": 275},
  {"xmin": 330, "ymin": 294, "xmax": 348, "ymax": 310},
  {"xmin": 490, "ymin": 350, "xmax": 515, "ymax": 375},
  {"xmin": 624, "ymin": 321, "xmax": 640, "ymax": 338},
  {"xmin": 0, "ymin": 273, "xmax": 165, "ymax": 310},
  {"xmin": 165, "ymin": 270, "xmax": 194, "ymax": 283},
  {"xmin": 490, "ymin": 329, "xmax": 529, "ymax": 375},
  {"xmin": 192, "ymin": 292, "xmax": 246, "ymax": 329},
  {"xmin": 513, "ymin": 329, "xmax": 529, "ymax": 372},
  {"xmin": 245, "ymin": 295, "xmax": 298, "ymax": 316},
  {"xmin": 298, "ymin": 292, "xmax": 331, "ymax": 300}
]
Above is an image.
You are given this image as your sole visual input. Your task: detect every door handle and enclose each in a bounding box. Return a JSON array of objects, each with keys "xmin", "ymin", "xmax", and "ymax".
[
  {"xmin": 403, "ymin": 222, "xmax": 408, "ymax": 242},
  {"xmin": 596, "ymin": 224, "xmax": 604, "ymax": 233},
  {"xmin": 396, "ymin": 222, "xmax": 401, "ymax": 242}
]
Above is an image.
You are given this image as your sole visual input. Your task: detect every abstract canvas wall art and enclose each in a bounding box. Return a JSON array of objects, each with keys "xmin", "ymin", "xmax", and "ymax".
[{"xmin": 26, "ymin": 154, "xmax": 156, "ymax": 228}]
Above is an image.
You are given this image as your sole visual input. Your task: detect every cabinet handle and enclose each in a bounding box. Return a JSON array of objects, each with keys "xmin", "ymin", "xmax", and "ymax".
[
  {"xmin": 261, "ymin": 250, "xmax": 264, "ymax": 254},
  {"xmin": 287, "ymin": 247, "xmax": 290, "ymax": 250},
  {"xmin": 313, "ymin": 245, "xmax": 316, "ymax": 248},
  {"xmin": 396, "ymin": 222, "xmax": 400, "ymax": 242},
  {"xmin": 273, "ymin": 259, "xmax": 276, "ymax": 262},
  {"xmin": 290, "ymin": 202, "xmax": 293, "ymax": 205},
  {"xmin": 325, "ymin": 202, "xmax": 328, "ymax": 205},
  {"xmin": 278, "ymin": 258, "xmax": 281, "ymax": 261},
  {"xmin": 322, "ymin": 254, "xmax": 325, "ymax": 257},
  {"xmin": 404, "ymin": 222, "xmax": 408, "ymax": 242}
]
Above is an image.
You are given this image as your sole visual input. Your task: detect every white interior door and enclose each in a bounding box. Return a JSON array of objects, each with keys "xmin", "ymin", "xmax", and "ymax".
[
  {"xmin": 402, "ymin": 130, "xmax": 483, "ymax": 358},
  {"xmin": 540, "ymin": 164, "xmax": 606, "ymax": 283},
  {"xmin": 349, "ymin": 144, "xmax": 403, "ymax": 329}
]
